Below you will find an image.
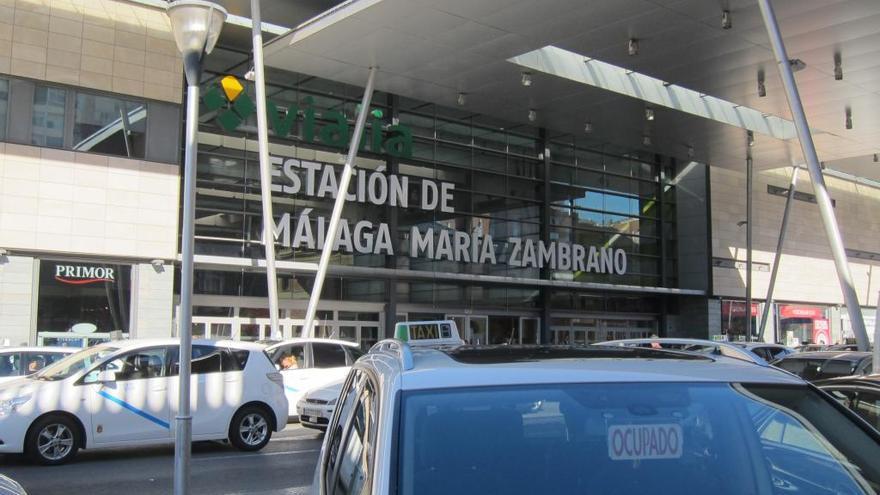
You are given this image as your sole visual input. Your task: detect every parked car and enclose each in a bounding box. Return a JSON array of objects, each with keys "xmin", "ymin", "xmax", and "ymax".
[
  {"xmin": 296, "ymin": 378, "xmax": 343, "ymax": 432},
  {"xmin": 729, "ymin": 342, "xmax": 795, "ymax": 362},
  {"xmin": 772, "ymin": 351, "xmax": 873, "ymax": 381},
  {"xmin": 0, "ymin": 339, "xmax": 287, "ymax": 464},
  {"xmin": 816, "ymin": 374, "xmax": 880, "ymax": 432},
  {"xmin": 0, "ymin": 474, "xmax": 26, "ymax": 495},
  {"xmin": 0, "ymin": 347, "xmax": 77, "ymax": 384},
  {"xmin": 311, "ymin": 340, "xmax": 880, "ymax": 494},
  {"xmin": 795, "ymin": 344, "xmax": 827, "ymax": 353},
  {"xmin": 264, "ymin": 338, "xmax": 363, "ymax": 419},
  {"xmin": 825, "ymin": 343, "xmax": 866, "ymax": 352}
]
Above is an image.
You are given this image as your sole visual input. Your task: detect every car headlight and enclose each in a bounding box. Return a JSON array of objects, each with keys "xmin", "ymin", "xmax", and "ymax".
[
  {"xmin": 0, "ymin": 395, "xmax": 32, "ymax": 417},
  {"xmin": 327, "ymin": 397, "xmax": 338, "ymax": 406}
]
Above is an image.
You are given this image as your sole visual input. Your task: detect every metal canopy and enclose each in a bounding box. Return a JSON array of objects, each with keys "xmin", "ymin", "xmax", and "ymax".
[{"xmin": 261, "ymin": 0, "xmax": 880, "ymax": 178}]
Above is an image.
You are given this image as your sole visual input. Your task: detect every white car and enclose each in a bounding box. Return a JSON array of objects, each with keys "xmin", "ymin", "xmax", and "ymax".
[
  {"xmin": 0, "ymin": 347, "xmax": 77, "ymax": 384},
  {"xmin": 296, "ymin": 379, "xmax": 343, "ymax": 431},
  {"xmin": 0, "ymin": 339, "xmax": 288, "ymax": 465},
  {"xmin": 265, "ymin": 339, "xmax": 363, "ymax": 418}
]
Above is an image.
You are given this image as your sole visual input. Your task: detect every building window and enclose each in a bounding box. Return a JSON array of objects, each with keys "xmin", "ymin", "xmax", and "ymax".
[
  {"xmin": 36, "ymin": 260, "xmax": 132, "ymax": 343},
  {"xmin": 32, "ymin": 86, "xmax": 66, "ymax": 148},
  {"xmin": 0, "ymin": 79, "xmax": 8, "ymax": 140},
  {"xmin": 721, "ymin": 299, "xmax": 758, "ymax": 341},
  {"xmin": 73, "ymin": 93, "xmax": 147, "ymax": 158}
]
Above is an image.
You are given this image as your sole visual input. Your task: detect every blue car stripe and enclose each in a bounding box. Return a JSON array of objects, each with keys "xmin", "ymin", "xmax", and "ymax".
[{"xmin": 97, "ymin": 390, "xmax": 170, "ymax": 430}]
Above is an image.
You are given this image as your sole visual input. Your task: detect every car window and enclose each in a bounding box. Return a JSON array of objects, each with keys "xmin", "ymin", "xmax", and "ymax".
[
  {"xmin": 397, "ymin": 382, "xmax": 880, "ymax": 495},
  {"xmin": 325, "ymin": 370, "xmax": 364, "ymax": 493},
  {"xmin": 97, "ymin": 347, "xmax": 167, "ymax": 382},
  {"xmin": 222, "ymin": 349, "xmax": 250, "ymax": 371},
  {"xmin": 313, "ymin": 343, "xmax": 348, "ymax": 369},
  {"xmin": 326, "ymin": 370, "xmax": 377, "ymax": 495},
  {"xmin": 273, "ymin": 344, "xmax": 306, "ymax": 370},
  {"xmin": 817, "ymin": 359, "xmax": 860, "ymax": 379},
  {"xmin": 854, "ymin": 391, "xmax": 880, "ymax": 431},
  {"xmin": 346, "ymin": 346, "xmax": 365, "ymax": 364},
  {"xmin": 22, "ymin": 352, "xmax": 67, "ymax": 374},
  {"xmin": 167, "ymin": 345, "xmax": 243, "ymax": 375},
  {"xmin": 0, "ymin": 352, "xmax": 22, "ymax": 377},
  {"xmin": 824, "ymin": 388, "xmax": 858, "ymax": 410},
  {"xmin": 776, "ymin": 358, "xmax": 824, "ymax": 380}
]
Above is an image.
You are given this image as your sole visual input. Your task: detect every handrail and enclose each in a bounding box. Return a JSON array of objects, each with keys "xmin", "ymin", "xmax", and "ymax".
[
  {"xmin": 596, "ymin": 338, "xmax": 769, "ymax": 366},
  {"xmin": 369, "ymin": 338, "xmax": 414, "ymax": 371}
]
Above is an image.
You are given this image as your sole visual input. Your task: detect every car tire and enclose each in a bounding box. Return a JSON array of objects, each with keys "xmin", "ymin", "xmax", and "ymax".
[
  {"xmin": 25, "ymin": 415, "xmax": 80, "ymax": 465},
  {"xmin": 229, "ymin": 406, "xmax": 272, "ymax": 451}
]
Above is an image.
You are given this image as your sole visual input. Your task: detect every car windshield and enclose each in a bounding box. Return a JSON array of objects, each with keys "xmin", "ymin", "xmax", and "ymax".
[
  {"xmin": 398, "ymin": 382, "xmax": 880, "ymax": 495},
  {"xmin": 32, "ymin": 345, "xmax": 118, "ymax": 381}
]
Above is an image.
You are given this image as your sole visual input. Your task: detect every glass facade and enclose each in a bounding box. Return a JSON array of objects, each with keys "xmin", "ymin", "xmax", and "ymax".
[{"xmin": 188, "ymin": 48, "xmax": 685, "ymax": 344}]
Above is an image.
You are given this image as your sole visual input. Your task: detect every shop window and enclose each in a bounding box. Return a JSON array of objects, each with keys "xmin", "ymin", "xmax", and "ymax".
[
  {"xmin": 0, "ymin": 79, "xmax": 8, "ymax": 140},
  {"xmin": 32, "ymin": 86, "xmax": 66, "ymax": 148},
  {"xmin": 73, "ymin": 93, "xmax": 147, "ymax": 158},
  {"xmin": 36, "ymin": 260, "xmax": 132, "ymax": 339},
  {"xmin": 721, "ymin": 300, "xmax": 758, "ymax": 341}
]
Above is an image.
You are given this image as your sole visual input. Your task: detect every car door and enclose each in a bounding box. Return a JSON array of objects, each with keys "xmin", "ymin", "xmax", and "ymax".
[
  {"xmin": 307, "ymin": 343, "xmax": 351, "ymax": 394},
  {"xmin": 167, "ymin": 345, "xmax": 232, "ymax": 437},
  {"xmin": 83, "ymin": 347, "xmax": 171, "ymax": 444},
  {"xmin": 271, "ymin": 343, "xmax": 308, "ymax": 409}
]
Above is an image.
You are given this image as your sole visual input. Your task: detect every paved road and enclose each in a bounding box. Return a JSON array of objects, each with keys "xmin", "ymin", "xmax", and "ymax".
[{"xmin": 0, "ymin": 425, "xmax": 324, "ymax": 495}]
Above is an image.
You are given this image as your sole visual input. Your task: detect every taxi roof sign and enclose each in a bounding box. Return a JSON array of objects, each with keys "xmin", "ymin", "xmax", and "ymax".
[{"xmin": 394, "ymin": 320, "xmax": 464, "ymax": 347}]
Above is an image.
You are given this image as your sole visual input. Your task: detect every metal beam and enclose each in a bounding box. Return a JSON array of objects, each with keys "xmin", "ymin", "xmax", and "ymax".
[
  {"xmin": 757, "ymin": 0, "xmax": 870, "ymax": 351},
  {"xmin": 759, "ymin": 166, "xmax": 798, "ymax": 340},
  {"xmin": 251, "ymin": 0, "xmax": 281, "ymax": 340},
  {"xmin": 746, "ymin": 152, "xmax": 753, "ymax": 340},
  {"xmin": 302, "ymin": 66, "xmax": 377, "ymax": 337}
]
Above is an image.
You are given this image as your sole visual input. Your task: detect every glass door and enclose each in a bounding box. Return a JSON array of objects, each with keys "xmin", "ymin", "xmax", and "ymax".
[
  {"xmin": 447, "ymin": 315, "xmax": 468, "ymax": 341},
  {"xmin": 469, "ymin": 316, "xmax": 488, "ymax": 345},
  {"xmin": 520, "ymin": 317, "xmax": 539, "ymax": 344}
]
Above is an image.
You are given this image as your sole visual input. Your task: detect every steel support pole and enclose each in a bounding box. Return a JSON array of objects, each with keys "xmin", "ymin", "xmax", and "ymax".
[
  {"xmin": 302, "ymin": 67, "xmax": 377, "ymax": 337},
  {"xmin": 746, "ymin": 154, "xmax": 753, "ymax": 340},
  {"xmin": 874, "ymin": 284, "xmax": 879, "ymax": 372},
  {"xmin": 174, "ymin": 83, "xmax": 199, "ymax": 495},
  {"xmin": 757, "ymin": 0, "xmax": 870, "ymax": 351},
  {"xmin": 250, "ymin": 0, "xmax": 280, "ymax": 340},
  {"xmin": 759, "ymin": 166, "xmax": 798, "ymax": 340}
]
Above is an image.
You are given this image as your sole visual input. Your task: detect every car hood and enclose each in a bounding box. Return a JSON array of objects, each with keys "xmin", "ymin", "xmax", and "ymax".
[
  {"xmin": 305, "ymin": 379, "xmax": 344, "ymax": 401},
  {"xmin": 0, "ymin": 376, "xmax": 40, "ymax": 400}
]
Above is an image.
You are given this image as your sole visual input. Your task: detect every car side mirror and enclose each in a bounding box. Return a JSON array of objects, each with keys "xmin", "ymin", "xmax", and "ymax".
[{"xmin": 97, "ymin": 370, "xmax": 117, "ymax": 383}]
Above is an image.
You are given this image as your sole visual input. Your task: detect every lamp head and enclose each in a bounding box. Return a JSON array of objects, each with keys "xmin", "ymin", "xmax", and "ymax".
[{"xmin": 167, "ymin": 0, "xmax": 227, "ymax": 85}]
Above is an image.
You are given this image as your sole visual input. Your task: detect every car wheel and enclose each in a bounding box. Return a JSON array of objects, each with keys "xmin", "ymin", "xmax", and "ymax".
[
  {"xmin": 26, "ymin": 415, "xmax": 80, "ymax": 465},
  {"xmin": 229, "ymin": 406, "xmax": 272, "ymax": 451}
]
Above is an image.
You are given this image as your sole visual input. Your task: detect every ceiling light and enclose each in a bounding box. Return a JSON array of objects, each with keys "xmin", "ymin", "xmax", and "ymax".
[
  {"xmin": 845, "ymin": 106, "xmax": 852, "ymax": 129},
  {"xmin": 584, "ymin": 121, "xmax": 593, "ymax": 133},
  {"xmin": 645, "ymin": 107, "xmax": 655, "ymax": 121},
  {"xmin": 628, "ymin": 38, "xmax": 639, "ymax": 56},
  {"xmin": 757, "ymin": 70, "xmax": 766, "ymax": 97},
  {"xmin": 789, "ymin": 58, "xmax": 806, "ymax": 72},
  {"xmin": 834, "ymin": 53, "xmax": 843, "ymax": 81},
  {"xmin": 528, "ymin": 109, "xmax": 537, "ymax": 122},
  {"xmin": 747, "ymin": 130, "xmax": 755, "ymax": 147},
  {"xmin": 721, "ymin": 10, "xmax": 732, "ymax": 29},
  {"xmin": 521, "ymin": 72, "xmax": 532, "ymax": 87},
  {"xmin": 642, "ymin": 135, "xmax": 652, "ymax": 146},
  {"xmin": 457, "ymin": 92, "xmax": 467, "ymax": 106}
]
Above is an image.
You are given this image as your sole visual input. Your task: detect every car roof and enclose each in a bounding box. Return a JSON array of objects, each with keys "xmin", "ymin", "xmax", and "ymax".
[
  {"xmin": 368, "ymin": 345, "xmax": 806, "ymax": 391},
  {"xmin": 778, "ymin": 351, "xmax": 872, "ymax": 362},
  {"xmin": 265, "ymin": 338, "xmax": 361, "ymax": 350},
  {"xmin": 90, "ymin": 339, "xmax": 266, "ymax": 352},
  {"xmin": 815, "ymin": 373, "xmax": 880, "ymax": 388},
  {"xmin": 733, "ymin": 342, "xmax": 787, "ymax": 349},
  {"xmin": 0, "ymin": 346, "xmax": 78, "ymax": 354}
]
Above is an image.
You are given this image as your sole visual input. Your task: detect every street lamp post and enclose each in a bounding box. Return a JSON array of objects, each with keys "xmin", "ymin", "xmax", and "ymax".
[{"xmin": 166, "ymin": 2, "xmax": 227, "ymax": 495}]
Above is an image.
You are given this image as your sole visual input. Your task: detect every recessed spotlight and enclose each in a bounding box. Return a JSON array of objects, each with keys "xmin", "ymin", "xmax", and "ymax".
[
  {"xmin": 521, "ymin": 72, "xmax": 532, "ymax": 87},
  {"xmin": 645, "ymin": 107, "xmax": 655, "ymax": 121},
  {"xmin": 642, "ymin": 135, "xmax": 652, "ymax": 146},
  {"xmin": 457, "ymin": 92, "xmax": 467, "ymax": 106},
  {"xmin": 789, "ymin": 58, "xmax": 806, "ymax": 72},
  {"xmin": 528, "ymin": 109, "xmax": 537, "ymax": 122},
  {"xmin": 721, "ymin": 10, "xmax": 732, "ymax": 29},
  {"xmin": 757, "ymin": 70, "xmax": 766, "ymax": 97},
  {"xmin": 845, "ymin": 106, "xmax": 852, "ymax": 129},
  {"xmin": 834, "ymin": 53, "xmax": 843, "ymax": 80},
  {"xmin": 584, "ymin": 121, "xmax": 593, "ymax": 133},
  {"xmin": 628, "ymin": 38, "xmax": 639, "ymax": 56}
]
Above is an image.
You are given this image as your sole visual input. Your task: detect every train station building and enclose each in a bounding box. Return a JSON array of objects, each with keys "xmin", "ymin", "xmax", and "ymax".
[{"xmin": 0, "ymin": 0, "xmax": 878, "ymax": 349}]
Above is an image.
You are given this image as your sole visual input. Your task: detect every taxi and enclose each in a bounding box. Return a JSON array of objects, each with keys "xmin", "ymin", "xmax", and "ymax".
[
  {"xmin": 296, "ymin": 379, "xmax": 343, "ymax": 431},
  {"xmin": 0, "ymin": 340, "xmax": 288, "ymax": 464},
  {"xmin": 310, "ymin": 335, "xmax": 880, "ymax": 494}
]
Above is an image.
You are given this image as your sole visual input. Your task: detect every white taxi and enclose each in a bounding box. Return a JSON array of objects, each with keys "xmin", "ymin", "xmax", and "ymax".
[
  {"xmin": 0, "ymin": 347, "xmax": 77, "ymax": 384},
  {"xmin": 312, "ymin": 338, "xmax": 880, "ymax": 494},
  {"xmin": 0, "ymin": 339, "xmax": 288, "ymax": 464},
  {"xmin": 265, "ymin": 339, "xmax": 363, "ymax": 419}
]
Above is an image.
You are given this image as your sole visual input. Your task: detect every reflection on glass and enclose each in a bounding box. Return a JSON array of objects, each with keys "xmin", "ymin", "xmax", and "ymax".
[
  {"xmin": 32, "ymin": 86, "xmax": 66, "ymax": 148},
  {"xmin": 74, "ymin": 93, "xmax": 147, "ymax": 158},
  {"xmin": 0, "ymin": 79, "xmax": 8, "ymax": 140}
]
